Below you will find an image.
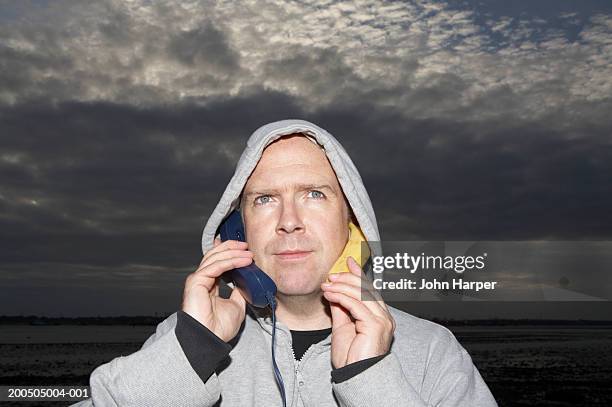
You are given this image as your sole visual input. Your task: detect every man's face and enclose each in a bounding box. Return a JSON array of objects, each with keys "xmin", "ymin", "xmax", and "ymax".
[{"xmin": 241, "ymin": 134, "xmax": 350, "ymax": 297}]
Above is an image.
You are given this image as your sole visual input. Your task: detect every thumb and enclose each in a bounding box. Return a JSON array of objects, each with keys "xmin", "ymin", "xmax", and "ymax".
[{"xmin": 213, "ymin": 236, "xmax": 221, "ymax": 247}]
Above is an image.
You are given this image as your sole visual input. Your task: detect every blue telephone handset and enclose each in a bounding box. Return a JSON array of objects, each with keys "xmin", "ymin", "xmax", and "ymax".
[{"xmin": 218, "ymin": 210, "xmax": 277, "ymax": 308}]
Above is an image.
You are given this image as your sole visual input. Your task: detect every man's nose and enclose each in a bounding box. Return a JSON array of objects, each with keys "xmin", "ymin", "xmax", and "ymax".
[{"xmin": 276, "ymin": 200, "xmax": 304, "ymax": 234}]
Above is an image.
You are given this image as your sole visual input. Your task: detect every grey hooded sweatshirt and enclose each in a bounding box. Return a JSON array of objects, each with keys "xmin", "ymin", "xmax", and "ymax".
[{"xmin": 73, "ymin": 119, "xmax": 497, "ymax": 406}]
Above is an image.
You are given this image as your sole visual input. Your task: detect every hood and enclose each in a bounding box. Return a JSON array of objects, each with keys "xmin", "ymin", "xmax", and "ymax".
[{"xmin": 201, "ymin": 119, "xmax": 382, "ymax": 279}]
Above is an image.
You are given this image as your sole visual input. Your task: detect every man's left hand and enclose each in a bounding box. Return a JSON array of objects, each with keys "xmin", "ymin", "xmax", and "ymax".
[{"xmin": 321, "ymin": 257, "xmax": 396, "ymax": 369}]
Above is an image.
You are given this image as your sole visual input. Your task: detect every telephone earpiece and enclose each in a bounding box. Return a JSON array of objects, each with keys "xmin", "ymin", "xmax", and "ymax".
[
  {"xmin": 328, "ymin": 221, "xmax": 370, "ymax": 275},
  {"xmin": 218, "ymin": 210, "xmax": 277, "ymax": 308}
]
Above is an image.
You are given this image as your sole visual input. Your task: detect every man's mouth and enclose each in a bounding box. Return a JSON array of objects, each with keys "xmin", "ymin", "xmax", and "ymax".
[{"xmin": 274, "ymin": 250, "xmax": 313, "ymax": 261}]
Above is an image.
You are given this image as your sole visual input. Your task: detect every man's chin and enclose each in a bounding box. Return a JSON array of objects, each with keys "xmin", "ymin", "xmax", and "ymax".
[
  {"xmin": 270, "ymin": 266, "xmax": 325, "ymax": 297},
  {"xmin": 276, "ymin": 282, "xmax": 323, "ymax": 298}
]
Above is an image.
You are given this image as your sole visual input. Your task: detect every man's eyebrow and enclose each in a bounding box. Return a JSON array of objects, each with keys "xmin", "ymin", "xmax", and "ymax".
[{"xmin": 243, "ymin": 183, "xmax": 338, "ymax": 197}]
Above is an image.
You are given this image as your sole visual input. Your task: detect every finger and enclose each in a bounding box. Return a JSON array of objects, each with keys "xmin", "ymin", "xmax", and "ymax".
[
  {"xmin": 201, "ymin": 248, "xmax": 254, "ymax": 270},
  {"xmin": 203, "ymin": 240, "xmax": 248, "ymax": 263},
  {"xmin": 348, "ymin": 256, "xmax": 388, "ymax": 309},
  {"xmin": 322, "ymin": 281, "xmax": 386, "ymax": 318},
  {"xmin": 322, "ymin": 291, "xmax": 374, "ymax": 323},
  {"xmin": 347, "ymin": 256, "xmax": 362, "ymax": 276},
  {"xmin": 330, "ymin": 258, "xmax": 387, "ymax": 308},
  {"xmin": 191, "ymin": 256, "xmax": 254, "ymax": 291},
  {"xmin": 213, "ymin": 236, "xmax": 221, "ymax": 247}
]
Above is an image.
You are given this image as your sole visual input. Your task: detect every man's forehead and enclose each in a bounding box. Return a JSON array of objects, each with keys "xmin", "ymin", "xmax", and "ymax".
[
  {"xmin": 244, "ymin": 134, "xmax": 341, "ymax": 193},
  {"xmin": 244, "ymin": 166, "xmax": 340, "ymax": 193}
]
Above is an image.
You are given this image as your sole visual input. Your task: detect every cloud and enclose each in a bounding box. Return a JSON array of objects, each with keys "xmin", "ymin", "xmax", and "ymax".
[
  {"xmin": 1, "ymin": 0, "xmax": 611, "ymax": 315},
  {"xmin": 0, "ymin": 0, "xmax": 609, "ymax": 115}
]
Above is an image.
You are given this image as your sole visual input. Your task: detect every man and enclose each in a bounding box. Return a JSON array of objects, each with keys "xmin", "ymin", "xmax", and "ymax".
[{"xmin": 75, "ymin": 119, "xmax": 497, "ymax": 406}]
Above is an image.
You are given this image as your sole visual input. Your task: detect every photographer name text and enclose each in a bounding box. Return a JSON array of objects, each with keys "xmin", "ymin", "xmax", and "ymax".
[
  {"xmin": 371, "ymin": 252, "xmax": 498, "ymax": 292},
  {"xmin": 373, "ymin": 278, "xmax": 498, "ymax": 292}
]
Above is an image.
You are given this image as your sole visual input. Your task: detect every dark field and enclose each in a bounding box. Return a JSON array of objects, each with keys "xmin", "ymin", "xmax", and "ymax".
[
  {"xmin": 453, "ymin": 326, "xmax": 612, "ymax": 406},
  {"xmin": 1, "ymin": 325, "xmax": 611, "ymax": 406}
]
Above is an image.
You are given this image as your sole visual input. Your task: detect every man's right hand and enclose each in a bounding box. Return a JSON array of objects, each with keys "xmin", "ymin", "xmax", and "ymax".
[{"xmin": 181, "ymin": 237, "xmax": 252, "ymax": 342}]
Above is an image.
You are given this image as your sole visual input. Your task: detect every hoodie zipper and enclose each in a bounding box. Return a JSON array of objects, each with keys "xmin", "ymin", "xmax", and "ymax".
[
  {"xmin": 292, "ymin": 339, "xmax": 318, "ymax": 374},
  {"xmin": 290, "ymin": 343, "xmax": 299, "ymax": 374}
]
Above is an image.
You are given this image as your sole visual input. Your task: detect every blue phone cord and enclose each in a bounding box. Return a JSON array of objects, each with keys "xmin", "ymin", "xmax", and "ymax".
[{"xmin": 266, "ymin": 293, "xmax": 287, "ymax": 407}]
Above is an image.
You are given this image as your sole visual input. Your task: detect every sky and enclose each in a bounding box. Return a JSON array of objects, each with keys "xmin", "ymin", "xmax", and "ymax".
[{"xmin": 1, "ymin": 0, "xmax": 611, "ymax": 317}]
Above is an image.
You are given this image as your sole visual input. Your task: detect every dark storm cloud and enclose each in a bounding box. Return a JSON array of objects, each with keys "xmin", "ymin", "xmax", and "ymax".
[
  {"xmin": 310, "ymin": 95, "xmax": 612, "ymax": 241},
  {"xmin": 0, "ymin": 90, "xmax": 307, "ymax": 267},
  {"xmin": 2, "ymin": 91, "xmax": 611, "ymax": 315},
  {"xmin": 0, "ymin": 88, "xmax": 309, "ymax": 315},
  {"xmin": 2, "ymin": 89, "xmax": 610, "ymax": 264}
]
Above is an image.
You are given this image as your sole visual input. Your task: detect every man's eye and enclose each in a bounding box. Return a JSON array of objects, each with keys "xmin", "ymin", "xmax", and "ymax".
[
  {"xmin": 308, "ymin": 190, "xmax": 326, "ymax": 199},
  {"xmin": 254, "ymin": 195, "xmax": 272, "ymax": 205}
]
